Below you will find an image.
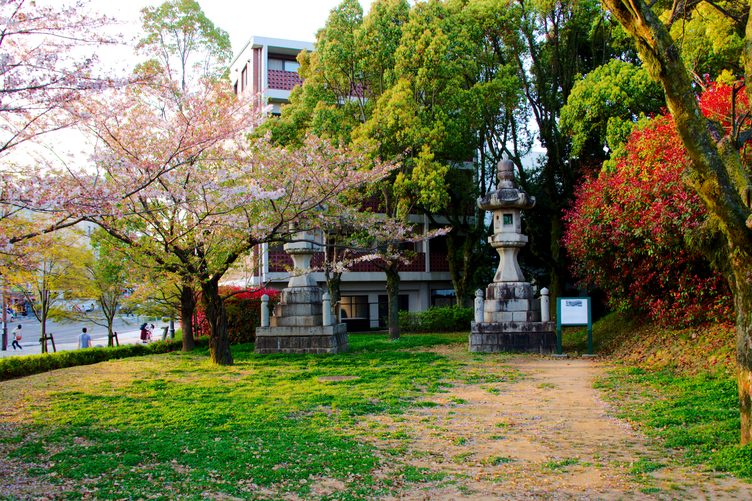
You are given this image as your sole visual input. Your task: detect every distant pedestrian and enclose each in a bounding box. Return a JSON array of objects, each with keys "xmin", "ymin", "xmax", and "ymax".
[
  {"xmin": 11, "ymin": 324, "xmax": 22, "ymax": 350},
  {"xmin": 140, "ymin": 323, "xmax": 149, "ymax": 343},
  {"xmin": 78, "ymin": 327, "xmax": 91, "ymax": 349}
]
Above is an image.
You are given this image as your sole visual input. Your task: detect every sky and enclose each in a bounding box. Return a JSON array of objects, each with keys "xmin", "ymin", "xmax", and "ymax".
[
  {"xmin": 23, "ymin": 0, "xmax": 375, "ymax": 161},
  {"xmin": 64, "ymin": 0, "xmax": 375, "ymax": 60}
]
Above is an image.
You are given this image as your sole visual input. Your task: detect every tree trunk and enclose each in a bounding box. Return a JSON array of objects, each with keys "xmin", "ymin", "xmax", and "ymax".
[
  {"xmin": 201, "ymin": 281, "xmax": 232, "ymax": 365},
  {"xmin": 180, "ymin": 284, "xmax": 195, "ymax": 352},
  {"xmin": 324, "ymin": 269, "xmax": 342, "ymax": 318},
  {"xmin": 40, "ymin": 318, "xmax": 47, "ymax": 354},
  {"xmin": 40, "ymin": 296, "xmax": 49, "ymax": 354},
  {"xmin": 734, "ymin": 263, "xmax": 752, "ymax": 443},
  {"xmin": 446, "ymin": 231, "xmax": 474, "ymax": 307},
  {"xmin": 548, "ymin": 216, "xmax": 567, "ymax": 321},
  {"xmin": 386, "ymin": 265, "xmax": 401, "ymax": 341}
]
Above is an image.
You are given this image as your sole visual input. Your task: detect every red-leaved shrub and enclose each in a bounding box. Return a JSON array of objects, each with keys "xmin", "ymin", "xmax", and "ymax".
[
  {"xmin": 563, "ymin": 84, "xmax": 738, "ymax": 327},
  {"xmin": 195, "ymin": 287, "xmax": 280, "ymax": 344}
]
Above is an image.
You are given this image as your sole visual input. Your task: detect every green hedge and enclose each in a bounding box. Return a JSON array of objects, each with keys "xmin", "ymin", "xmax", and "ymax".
[
  {"xmin": 0, "ymin": 336, "xmax": 211, "ymax": 382},
  {"xmin": 399, "ymin": 306, "xmax": 473, "ymax": 333}
]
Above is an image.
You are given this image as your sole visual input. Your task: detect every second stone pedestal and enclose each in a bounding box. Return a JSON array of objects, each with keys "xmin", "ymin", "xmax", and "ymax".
[{"xmin": 254, "ymin": 232, "xmax": 349, "ymax": 355}]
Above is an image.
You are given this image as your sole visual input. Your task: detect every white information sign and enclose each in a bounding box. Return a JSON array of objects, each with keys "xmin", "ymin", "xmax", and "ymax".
[{"xmin": 560, "ymin": 298, "xmax": 589, "ymax": 325}]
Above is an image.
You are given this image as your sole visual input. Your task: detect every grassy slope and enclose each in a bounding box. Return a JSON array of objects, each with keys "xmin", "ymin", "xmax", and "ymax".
[
  {"xmin": 563, "ymin": 312, "xmax": 736, "ymax": 374},
  {"xmin": 0, "ymin": 333, "xmax": 480, "ymax": 501},
  {"xmin": 1, "ymin": 318, "xmax": 751, "ymax": 499},
  {"xmin": 570, "ymin": 313, "xmax": 752, "ymax": 479}
]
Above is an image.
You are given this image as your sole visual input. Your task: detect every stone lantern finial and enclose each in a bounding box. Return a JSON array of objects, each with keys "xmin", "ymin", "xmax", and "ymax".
[{"xmin": 497, "ymin": 159, "xmax": 515, "ymax": 189}]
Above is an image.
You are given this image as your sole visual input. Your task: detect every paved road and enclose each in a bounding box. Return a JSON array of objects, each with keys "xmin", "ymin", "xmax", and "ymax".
[{"xmin": 0, "ymin": 316, "xmax": 178, "ymax": 358}]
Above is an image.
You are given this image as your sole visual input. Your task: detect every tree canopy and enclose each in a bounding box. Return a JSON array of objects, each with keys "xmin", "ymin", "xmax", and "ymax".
[{"xmin": 137, "ymin": 0, "xmax": 232, "ymax": 90}]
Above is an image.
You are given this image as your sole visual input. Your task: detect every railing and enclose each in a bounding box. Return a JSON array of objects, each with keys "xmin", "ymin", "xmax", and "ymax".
[
  {"xmin": 429, "ymin": 252, "xmax": 451, "ymax": 272},
  {"xmin": 267, "ymin": 70, "xmax": 303, "ymax": 91}
]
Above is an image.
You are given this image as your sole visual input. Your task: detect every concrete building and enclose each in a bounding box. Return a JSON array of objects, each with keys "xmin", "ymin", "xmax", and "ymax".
[
  {"xmin": 227, "ymin": 36, "xmax": 458, "ymax": 330},
  {"xmin": 230, "ymin": 35, "xmax": 313, "ymax": 115}
]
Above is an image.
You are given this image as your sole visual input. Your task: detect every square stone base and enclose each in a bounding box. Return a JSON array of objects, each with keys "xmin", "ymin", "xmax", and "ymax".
[
  {"xmin": 255, "ymin": 323, "xmax": 349, "ymax": 354},
  {"xmin": 469, "ymin": 321, "xmax": 556, "ymax": 354}
]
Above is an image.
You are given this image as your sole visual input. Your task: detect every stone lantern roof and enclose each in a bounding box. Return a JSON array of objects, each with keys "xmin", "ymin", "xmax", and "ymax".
[{"xmin": 477, "ymin": 159, "xmax": 536, "ymax": 211}]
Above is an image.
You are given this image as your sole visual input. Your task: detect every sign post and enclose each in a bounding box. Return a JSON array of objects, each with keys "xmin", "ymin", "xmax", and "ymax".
[{"xmin": 556, "ymin": 297, "xmax": 593, "ymax": 355}]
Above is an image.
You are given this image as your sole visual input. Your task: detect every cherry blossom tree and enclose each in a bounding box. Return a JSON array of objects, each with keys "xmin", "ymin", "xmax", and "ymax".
[
  {"xmin": 0, "ymin": 0, "xmax": 123, "ymax": 158},
  {"xmin": 57, "ymin": 75, "xmax": 394, "ymax": 365},
  {"xmin": 0, "ymin": 0, "xmax": 129, "ymax": 267}
]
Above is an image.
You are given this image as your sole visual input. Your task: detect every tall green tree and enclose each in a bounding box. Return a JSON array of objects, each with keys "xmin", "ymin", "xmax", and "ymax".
[
  {"xmin": 560, "ymin": 59, "xmax": 664, "ymax": 159},
  {"xmin": 264, "ymin": 0, "xmax": 525, "ymax": 316},
  {"xmin": 497, "ymin": 0, "xmax": 632, "ymax": 308},
  {"xmin": 137, "ymin": 0, "xmax": 232, "ymax": 91}
]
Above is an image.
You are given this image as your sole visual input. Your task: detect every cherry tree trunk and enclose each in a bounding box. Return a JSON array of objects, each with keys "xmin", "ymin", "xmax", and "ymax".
[
  {"xmin": 386, "ymin": 266, "xmax": 401, "ymax": 341},
  {"xmin": 324, "ymin": 270, "xmax": 342, "ymax": 318},
  {"xmin": 180, "ymin": 284, "xmax": 195, "ymax": 352},
  {"xmin": 201, "ymin": 282, "xmax": 233, "ymax": 365}
]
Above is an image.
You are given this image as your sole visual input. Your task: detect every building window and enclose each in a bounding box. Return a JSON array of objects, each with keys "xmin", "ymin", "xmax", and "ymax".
[
  {"xmin": 268, "ymin": 58, "xmax": 299, "ymax": 72},
  {"xmin": 241, "ymin": 66, "xmax": 247, "ymax": 91},
  {"xmin": 285, "ymin": 61, "xmax": 300, "ymax": 72},
  {"xmin": 268, "ymin": 59, "xmax": 284, "ymax": 71},
  {"xmin": 377, "ymin": 295, "xmax": 409, "ymax": 327},
  {"xmin": 340, "ymin": 296, "xmax": 368, "ymax": 319},
  {"xmin": 431, "ymin": 289, "xmax": 457, "ymax": 308}
]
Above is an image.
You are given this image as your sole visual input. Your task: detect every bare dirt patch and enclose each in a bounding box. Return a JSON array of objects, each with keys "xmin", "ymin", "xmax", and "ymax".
[{"xmin": 354, "ymin": 351, "xmax": 752, "ymax": 500}]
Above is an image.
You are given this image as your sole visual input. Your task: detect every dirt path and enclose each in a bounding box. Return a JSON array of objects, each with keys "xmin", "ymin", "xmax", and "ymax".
[{"xmin": 353, "ymin": 353, "xmax": 752, "ymax": 500}]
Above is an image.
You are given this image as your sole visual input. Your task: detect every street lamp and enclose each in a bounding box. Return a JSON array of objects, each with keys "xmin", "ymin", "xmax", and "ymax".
[{"xmin": 1, "ymin": 290, "xmax": 7, "ymax": 351}]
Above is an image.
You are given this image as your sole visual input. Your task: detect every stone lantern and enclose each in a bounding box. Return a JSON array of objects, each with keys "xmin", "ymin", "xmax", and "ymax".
[
  {"xmin": 479, "ymin": 160, "xmax": 535, "ymax": 284},
  {"xmin": 255, "ymin": 230, "xmax": 348, "ymax": 354},
  {"xmin": 470, "ymin": 160, "xmax": 555, "ymax": 353}
]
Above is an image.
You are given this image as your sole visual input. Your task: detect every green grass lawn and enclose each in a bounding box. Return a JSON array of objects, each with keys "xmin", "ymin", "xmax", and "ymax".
[
  {"xmin": 595, "ymin": 366, "xmax": 752, "ymax": 478},
  {"xmin": 1, "ymin": 333, "xmax": 468, "ymax": 500},
  {"xmin": 3, "ymin": 326, "xmax": 752, "ymax": 500}
]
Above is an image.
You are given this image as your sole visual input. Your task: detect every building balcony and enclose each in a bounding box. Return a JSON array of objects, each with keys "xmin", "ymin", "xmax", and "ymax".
[
  {"xmin": 268, "ymin": 69, "xmax": 303, "ymax": 91},
  {"xmin": 429, "ymin": 252, "xmax": 451, "ymax": 272}
]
